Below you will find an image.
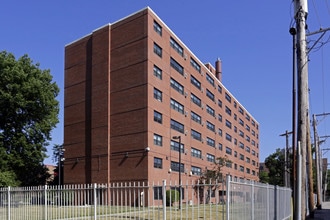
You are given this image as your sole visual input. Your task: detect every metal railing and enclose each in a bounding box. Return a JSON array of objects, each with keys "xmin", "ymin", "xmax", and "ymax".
[
  {"xmin": 0, "ymin": 178, "xmax": 292, "ymax": 220},
  {"xmin": 226, "ymin": 177, "xmax": 292, "ymax": 220}
]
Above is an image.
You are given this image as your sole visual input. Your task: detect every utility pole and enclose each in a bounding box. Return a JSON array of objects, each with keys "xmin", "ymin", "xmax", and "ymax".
[
  {"xmin": 313, "ymin": 114, "xmax": 322, "ymax": 209},
  {"xmin": 313, "ymin": 113, "xmax": 330, "ymax": 209},
  {"xmin": 294, "ymin": 0, "xmax": 310, "ymax": 218},
  {"xmin": 280, "ymin": 131, "xmax": 293, "ymax": 187}
]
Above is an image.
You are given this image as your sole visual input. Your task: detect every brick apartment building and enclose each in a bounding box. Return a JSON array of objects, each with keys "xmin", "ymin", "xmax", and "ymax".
[{"xmin": 63, "ymin": 7, "xmax": 260, "ymax": 185}]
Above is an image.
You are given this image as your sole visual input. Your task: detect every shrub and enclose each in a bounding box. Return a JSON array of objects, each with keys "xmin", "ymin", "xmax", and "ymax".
[{"xmin": 166, "ymin": 189, "xmax": 180, "ymax": 206}]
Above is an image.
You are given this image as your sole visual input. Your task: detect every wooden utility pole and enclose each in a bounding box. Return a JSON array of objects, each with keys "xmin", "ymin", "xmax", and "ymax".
[
  {"xmin": 294, "ymin": 0, "xmax": 310, "ymax": 218},
  {"xmin": 313, "ymin": 114, "xmax": 322, "ymax": 209}
]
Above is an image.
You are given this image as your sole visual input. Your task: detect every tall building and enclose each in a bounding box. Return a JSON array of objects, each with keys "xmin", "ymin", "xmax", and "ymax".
[{"xmin": 63, "ymin": 7, "xmax": 260, "ymax": 185}]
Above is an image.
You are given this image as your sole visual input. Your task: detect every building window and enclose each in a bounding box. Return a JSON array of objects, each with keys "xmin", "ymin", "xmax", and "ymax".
[
  {"xmin": 218, "ymin": 143, "xmax": 223, "ymax": 150},
  {"xmin": 170, "ymin": 78, "xmax": 184, "ymax": 95},
  {"xmin": 154, "ymin": 43, "xmax": 162, "ymax": 57},
  {"xmin": 206, "ymin": 89, "xmax": 214, "ymax": 101},
  {"xmin": 246, "ymin": 113, "xmax": 250, "ymax": 121},
  {"xmin": 238, "ymin": 107, "xmax": 244, "ymax": 115},
  {"xmin": 252, "ymin": 120, "xmax": 256, "ymax": 126},
  {"xmin": 206, "ymin": 105, "xmax": 215, "ymax": 117},
  {"xmin": 225, "ymin": 120, "xmax": 232, "ymax": 129},
  {"xmin": 206, "ymin": 137, "xmax": 215, "ymax": 147},
  {"xmin": 191, "ymin": 111, "xmax": 202, "ymax": 124},
  {"xmin": 154, "ymin": 88, "xmax": 162, "ymax": 101},
  {"xmin": 225, "ymin": 93, "xmax": 231, "ymax": 103},
  {"xmin": 154, "ymin": 157, "xmax": 163, "ymax": 169},
  {"xmin": 206, "ymin": 121, "xmax": 215, "ymax": 132},
  {"xmin": 152, "ymin": 187, "xmax": 164, "ymax": 202},
  {"xmin": 170, "ymin": 99, "xmax": 184, "ymax": 114},
  {"xmin": 252, "ymin": 150, "xmax": 256, "ymax": 156},
  {"xmin": 240, "ymin": 166, "xmax": 244, "ymax": 172},
  {"xmin": 239, "ymin": 118, "xmax": 244, "ymax": 126},
  {"xmin": 170, "ymin": 119, "xmax": 184, "ymax": 133},
  {"xmin": 246, "ymin": 146, "xmax": 250, "ymax": 153},
  {"xmin": 170, "ymin": 57, "xmax": 184, "ymax": 75},
  {"xmin": 191, "ymin": 166, "xmax": 202, "ymax": 176},
  {"xmin": 218, "ymin": 99, "xmax": 222, "ymax": 108},
  {"xmin": 191, "ymin": 129, "xmax": 202, "ymax": 141},
  {"xmin": 226, "ymin": 147, "xmax": 232, "ymax": 155},
  {"xmin": 190, "ymin": 58, "xmax": 201, "ymax": 73},
  {"xmin": 154, "ymin": 186, "xmax": 163, "ymax": 200},
  {"xmin": 153, "ymin": 20, "xmax": 162, "ymax": 36},
  {"xmin": 252, "ymin": 170, "xmax": 256, "ymax": 176},
  {"xmin": 153, "ymin": 65, "xmax": 162, "ymax": 79},
  {"xmin": 226, "ymin": 161, "xmax": 232, "ymax": 168},
  {"xmin": 170, "ymin": 37, "xmax": 183, "ymax": 56},
  {"xmin": 190, "ymin": 75, "xmax": 201, "ymax": 90},
  {"xmin": 234, "ymin": 114, "xmax": 237, "ymax": 120},
  {"xmin": 239, "ymin": 154, "xmax": 244, "ymax": 161},
  {"xmin": 218, "ymin": 114, "xmax": 222, "ymax": 122},
  {"xmin": 225, "ymin": 133, "xmax": 232, "ymax": 142},
  {"xmin": 246, "ymin": 157, "xmax": 250, "ymax": 163},
  {"xmin": 246, "ymin": 135, "xmax": 250, "ymax": 142},
  {"xmin": 154, "ymin": 134, "xmax": 163, "ymax": 146},
  {"xmin": 239, "ymin": 130, "xmax": 244, "ymax": 137},
  {"xmin": 218, "ymin": 128, "xmax": 222, "ymax": 136},
  {"xmin": 154, "ymin": 111, "xmax": 162, "ymax": 124},
  {"xmin": 251, "ymin": 140, "xmax": 256, "ymax": 146},
  {"xmin": 239, "ymin": 142, "xmax": 244, "ymax": 149},
  {"xmin": 234, "ymin": 126, "xmax": 237, "ymax": 133},
  {"xmin": 171, "ymin": 140, "xmax": 184, "ymax": 153},
  {"xmin": 252, "ymin": 160, "xmax": 256, "ymax": 166},
  {"xmin": 234, "ymin": 101, "xmax": 237, "ymax": 108},
  {"xmin": 225, "ymin": 106, "xmax": 231, "ymax": 116},
  {"xmin": 234, "ymin": 151, "xmax": 237, "ymax": 157},
  {"xmin": 191, "ymin": 93, "xmax": 201, "ymax": 107},
  {"xmin": 206, "ymin": 73, "xmax": 214, "ymax": 86},
  {"xmin": 218, "ymin": 85, "xmax": 222, "ymax": 93},
  {"xmin": 171, "ymin": 161, "xmax": 184, "ymax": 173},
  {"xmin": 191, "ymin": 148, "xmax": 202, "ymax": 158},
  {"xmin": 246, "ymin": 124, "xmax": 250, "ymax": 131},
  {"xmin": 207, "ymin": 153, "xmax": 215, "ymax": 162}
]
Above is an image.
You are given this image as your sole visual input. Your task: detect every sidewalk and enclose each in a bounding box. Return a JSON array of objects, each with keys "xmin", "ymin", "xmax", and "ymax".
[{"xmin": 308, "ymin": 201, "xmax": 330, "ymax": 220}]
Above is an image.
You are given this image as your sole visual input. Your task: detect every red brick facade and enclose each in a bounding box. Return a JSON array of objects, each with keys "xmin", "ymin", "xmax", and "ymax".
[{"xmin": 64, "ymin": 7, "xmax": 260, "ymax": 185}]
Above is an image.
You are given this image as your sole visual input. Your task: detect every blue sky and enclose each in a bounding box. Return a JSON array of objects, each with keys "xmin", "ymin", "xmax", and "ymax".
[{"xmin": 1, "ymin": 1, "xmax": 330, "ymax": 165}]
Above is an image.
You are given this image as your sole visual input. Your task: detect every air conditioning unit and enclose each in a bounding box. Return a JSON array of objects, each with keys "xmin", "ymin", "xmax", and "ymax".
[
  {"xmin": 184, "ymin": 92, "xmax": 188, "ymax": 97},
  {"xmin": 185, "ymin": 111, "xmax": 188, "ymax": 117},
  {"xmin": 184, "ymin": 54, "xmax": 187, "ymax": 60},
  {"xmin": 184, "ymin": 73, "xmax": 187, "ymax": 78},
  {"xmin": 185, "ymin": 130, "xmax": 188, "ymax": 135}
]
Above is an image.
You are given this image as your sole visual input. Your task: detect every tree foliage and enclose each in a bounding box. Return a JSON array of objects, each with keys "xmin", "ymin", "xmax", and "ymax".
[
  {"xmin": 0, "ymin": 51, "xmax": 59, "ymax": 186},
  {"xmin": 194, "ymin": 156, "xmax": 231, "ymax": 203},
  {"xmin": 264, "ymin": 148, "xmax": 286, "ymax": 186}
]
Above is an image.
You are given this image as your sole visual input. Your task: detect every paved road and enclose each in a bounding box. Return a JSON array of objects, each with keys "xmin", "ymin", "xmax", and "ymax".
[{"xmin": 308, "ymin": 201, "xmax": 330, "ymax": 220}]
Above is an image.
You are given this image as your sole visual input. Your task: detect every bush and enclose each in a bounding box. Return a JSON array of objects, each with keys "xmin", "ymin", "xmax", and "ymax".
[{"xmin": 166, "ymin": 190, "xmax": 180, "ymax": 206}]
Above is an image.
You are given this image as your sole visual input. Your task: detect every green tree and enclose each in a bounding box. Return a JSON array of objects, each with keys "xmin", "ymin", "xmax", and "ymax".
[
  {"xmin": 264, "ymin": 148, "xmax": 286, "ymax": 186},
  {"xmin": 259, "ymin": 170, "xmax": 270, "ymax": 183},
  {"xmin": 195, "ymin": 156, "xmax": 231, "ymax": 203},
  {"xmin": 0, "ymin": 51, "xmax": 59, "ymax": 186}
]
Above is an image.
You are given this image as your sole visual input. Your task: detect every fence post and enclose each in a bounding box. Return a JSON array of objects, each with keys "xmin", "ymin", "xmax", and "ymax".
[
  {"xmin": 44, "ymin": 185, "xmax": 48, "ymax": 220},
  {"xmin": 7, "ymin": 186, "xmax": 10, "ymax": 220},
  {"xmin": 162, "ymin": 180, "xmax": 166, "ymax": 220},
  {"xmin": 226, "ymin": 175, "xmax": 230, "ymax": 220},
  {"xmin": 94, "ymin": 183, "xmax": 97, "ymax": 220},
  {"xmin": 267, "ymin": 184, "xmax": 270, "ymax": 220},
  {"xmin": 274, "ymin": 185, "xmax": 277, "ymax": 220},
  {"xmin": 251, "ymin": 181, "xmax": 254, "ymax": 220}
]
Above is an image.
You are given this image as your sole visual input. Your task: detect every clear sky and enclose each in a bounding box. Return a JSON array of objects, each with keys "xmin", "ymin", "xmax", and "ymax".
[{"xmin": 1, "ymin": 1, "xmax": 330, "ymax": 165}]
